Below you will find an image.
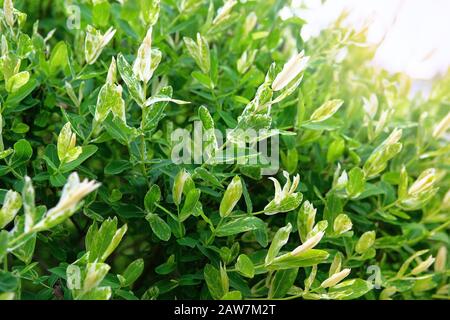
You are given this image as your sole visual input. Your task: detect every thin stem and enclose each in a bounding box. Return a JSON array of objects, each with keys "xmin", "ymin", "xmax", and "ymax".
[
  {"xmin": 199, "ymin": 211, "xmax": 215, "ymax": 232},
  {"xmin": 8, "ymin": 232, "xmax": 30, "ymax": 249},
  {"xmin": 175, "ymin": 204, "xmax": 184, "ymax": 234},
  {"xmin": 228, "ymin": 263, "xmax": 265, "ymax": 273},
  {"xmin": 224, "ymin": 210, "xmax": 265, "ymax": 219},
  {"xmin": 83, "ymin": 121, "xmax": 99, "ymax": 146},
  {"xmin": 252, "ymin": 210, "xmax": 265, "ymax": 215},
  {"xmin": 139, "ymin": 134, "xmax": 149, "ymax": 186},
  {"xmin": 10, "ymin": 168, "xmax": 23, "ymax": 180},
  {"xmin": 218, "ymin": 165, "xmax": 239, "ymax": 184},
  {"xmin": 368, "ymin": 199, "xmax": 400, "ymax": 218},
  {"xmin": 139, "ymin": 84, "xmax": 150, "ymax": 187},
  {"xmin": 429, "ymin": 220, "xmax": 450, "ymax": 236},
  {"xmin": 74, "ymin": 63, "xmax": 88, "ymax": 80},
  {"xmin": 405, "ymin": 141, "xmax": 432, "ymax": 168},
  {"xmin": 209, "ymin": 85, "xmax": 221, "ymax": 111},
  {"xmin": 200, "ymin": 140, "xmax": 230, "ymax": 169},
  {"xmin": 166, "ymin": 14, "xmax": 181, "ymax": 33},
  {"xmin": 155, "ymin": 203, "xmax": 178, "ymax": 222},
  {"xmin": 206, "ymin": 217, "xmax": 224, "ymax": 245},
  {"xmin": 382, "ymin": 200, "xmax": 399, "ymax": 211}
]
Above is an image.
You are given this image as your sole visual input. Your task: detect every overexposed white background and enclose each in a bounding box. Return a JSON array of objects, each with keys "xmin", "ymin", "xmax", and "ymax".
[{"xmin": 281, "ymin": 0, "xmax": 450, "ymax": 81}]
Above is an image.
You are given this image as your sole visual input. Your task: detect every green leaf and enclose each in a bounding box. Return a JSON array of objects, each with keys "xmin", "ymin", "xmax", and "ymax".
[
  {"xmin": 266, "ymin": 249, "xmax": 329, "ymax": 270},
  {"xmin": 265, "ymin": 223, "xmax": 292, "ymax": 265},
  {"xmin": 49, "ymin": 41, "xmax": 68, "ymax": 74},
  {"xmin": 184, "ymin": 34, "xmax": 210, "ymax": 74},
  {"xmin": 104, "ymin": 160, "xmax": 132, "ymax": 175},
  {"xmin": 221, "ymin": 291, "xmax": 242, "ymax": 300},
  {"xmin": 57, "ymin": 123, "xmax": 80, "ymax": 164},
  {"xmin": 347, "ymin": 167, "xmax": 365, "ymax": 198},
  {"xmin": 235, "ymin": 254, "xmax": 254, "ymax": 278},
  {"xmin": 155, "ymin": 255, "xmax": 176, "ymax": 275},
  {"xmin": 192, "ymin": 71, "xmax": 213, "ymax": 88},
  {"xmin": 396, "ymin": 249, "xmax": 429, "ymax": 278},
  {"xmin": 6, "ymin": 71, "xmax": 30, "ymax": 93},
  {"xmin": 0, "ymin": 271, "xmax": 19, "ymax": 292},
  {"xmin": 333, "ymin": 214, "xmax": 353, "ymax": 235},
  {"xmin": 95, "ymin": 83, "xmax": 125, "ymax": 123},
  {"xmin": 0, "ymin": 190, "xmax": 22, "ymax": 229},
  {"xmin": 142, "ymin": 86, "xmax": 173, "ymax": 134},
  {"xmin": 12, "ymin": 234, "xmax": 36, "ymax": 264},
  {"xmin": 327, "ymin": 279, "xmax": 373, "ymax": 300},
  {"xmin": 204, "ymin": 264, "xmax": 226, "ymax": 300},
  {"xmin": 198, "ymin": 105, "xmax": 215, "ymax": 130},
  {"xmin": 0, "ymin": 231, "xmax": 8, "ymax": 261},
  {"xmin": 254, "ymin": 227, "xmax": 269, "ymax": 247},
  {"xmin": 327, "ymin": 137, "xmax": 345, "ymax": 163},
  {"xmin": 297, "ymin": 201, "xmax": 316, "ymax": 243},
  {"xmin": 103, "ymin": 115, "xmax": 139, "ymax": 145},
  {"xmin": 140, "ymin": 0, "xmax": 160, "ymax": 26},
  {"xmin": 301, "ymin": 118, "xmax": 343, "ymax": 131},
  {"xmin": 92, "ymin": 1, "xmax": 111, "ymax": 27},
  {"xmin": 5, "ymin": 78, "xmax": 38, "ymax": 107},
  {"xmin": 87, "ymin": 218, "xmax": 127, "ymax": 262},
  {"xmin": 80, "ymin": 286, "xmax": 112, "ymax": 300},
  {"xmin": 310, "ymin": 99, "xmax": 344, "ymax": 123},
  {"xmin": 60, "ymin": 145, "xmax": 98, "ymax": 173},
  {"xmin": 146, "ymin": 213, "xmax": 171, "ymax": 241},
  {"xmin": 144, "ymin": 185, "xmax": 161, "ymax": 213},
  {"xmin": 115, "ymin": 289, "xmax": 139, "ymax": 300},
  {"xmin": 84, "ymin": 25, "xmax": 115, "ymax": 65},
  {"xmin": 179, "ymin": 188, "xmax": 201, "ymax": 222},
  {"xmin": 144, "ymin": 95, "xmax": 189, "ymax": 107},
  {"xmin": 268, "ymin": 268, "xmax": 298, "ymax": 298},
  {"xmin": 355, "ymin": 231, "xmax": 376, "ymax": 254},
  {"xmin": 215, "ymin": 217, "xmax": 266, "ymax": 237},
  {"xmin": 117, "ymin": 53, "xmax": 144, "ymax": 105},
  {"xmin": 11, "ymin": 139, "xmax": 32, "ymax": 166},
  {"xmin": 229, "ymin": 114, "xmax": 272, "ymax": 142},
  {"xmin": 240, "ymin": 165, "xmax": 262, "ymax": 180},
  {"xmin": 119, "ymin": 259, "xmax": 144, "ymax": 287},
  {"xmin": 11, "ymin": 122, "xmax": 29, "ymax": 134},
  {"xmin": 172, "ymin": 169, "xmax": 191, "ymax": 206},
  {"xmin": 264, "ymin": 193, "xmax": 303, "ymax": 215},
  {"xmin": 281, "ymin": 148, "xmax": 298, "ymax": 174},
  {"xmin": 219, "ymin": 176, "xmax": 242, "ymax": 218},
  {"xmin": 193, "ymin": 167, "xmax": 222, "ymax": 188},
  {"xmin": 324, "ymin": 193, "xmax": 343, "ymax": 232}
]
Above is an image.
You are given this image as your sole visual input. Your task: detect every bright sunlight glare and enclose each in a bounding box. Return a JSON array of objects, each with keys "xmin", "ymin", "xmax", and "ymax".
[{"xmin": 283, "ymin": 0, "xmax": 450, "ymax": 80}]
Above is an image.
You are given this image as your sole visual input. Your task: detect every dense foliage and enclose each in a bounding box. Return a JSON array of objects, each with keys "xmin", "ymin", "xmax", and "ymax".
[{"xmin": 0, "ymin": 0, "xmax": 449, "ymax": 300}]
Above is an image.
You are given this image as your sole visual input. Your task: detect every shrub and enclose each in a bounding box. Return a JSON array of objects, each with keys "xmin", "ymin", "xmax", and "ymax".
[{"xmin": 0, "ymin": 0, "xmax": 448, "ymax": 300}]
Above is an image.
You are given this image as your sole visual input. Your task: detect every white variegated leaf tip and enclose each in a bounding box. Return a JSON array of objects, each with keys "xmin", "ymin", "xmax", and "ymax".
[
  {"xmin": 292, "ymin": 231, "xmax": 324, "ymax": 256},
  {"xmin": 321, "ymin": 268, "xmax": 351, "ymax": 288},
  {"xmin": 272, "ymin": 51, "xmax": 310, "ymax": 92}
]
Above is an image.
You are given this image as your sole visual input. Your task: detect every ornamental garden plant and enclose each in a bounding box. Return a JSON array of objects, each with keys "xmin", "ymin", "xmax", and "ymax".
[{"xmin": 0, "ymin": 0, "xmax": 448, "ymax": 300}]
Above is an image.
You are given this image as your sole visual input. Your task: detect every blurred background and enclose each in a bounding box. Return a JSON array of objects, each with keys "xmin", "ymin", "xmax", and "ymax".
[{"xmin": 281, "ymin": 0, "xmax": 450, "ymax": 93}]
